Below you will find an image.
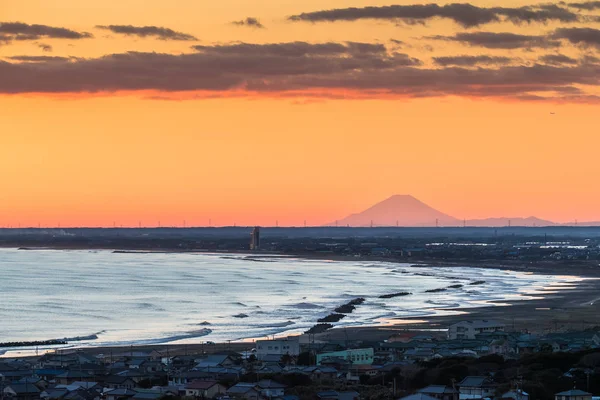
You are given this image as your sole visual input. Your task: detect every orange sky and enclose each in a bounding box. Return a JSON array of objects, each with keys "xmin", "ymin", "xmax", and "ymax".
[{"xmin": 1, "ymin": 0, "xmax": 600, "ymax": 227}]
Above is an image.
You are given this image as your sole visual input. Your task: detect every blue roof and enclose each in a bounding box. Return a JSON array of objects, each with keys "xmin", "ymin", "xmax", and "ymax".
[{"xmin": 556, "ymin": 390, "xmax": 592, "ymax": 396}]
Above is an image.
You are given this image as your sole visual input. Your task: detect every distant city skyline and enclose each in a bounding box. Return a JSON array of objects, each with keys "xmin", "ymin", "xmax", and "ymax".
[{"xmin": 1, "ymin": 1, "xmax": 599, "ymax": 227}]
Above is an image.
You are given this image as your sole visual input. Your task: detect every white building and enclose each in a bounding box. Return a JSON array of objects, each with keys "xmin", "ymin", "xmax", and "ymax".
[
  {"xmin": 255, "ymin": 337, "xmax": 300, "ymax": 361},
  {"xmin": 448, "ymin": 320, "xmax": 505, "ymax": 340}
]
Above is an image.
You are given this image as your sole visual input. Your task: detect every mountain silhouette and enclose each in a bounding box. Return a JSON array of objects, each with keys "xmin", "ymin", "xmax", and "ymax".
[
  {"xmin": 332, "ymin": 195, "xmax": 560, "ymax": 227},
  {"xmin": 332, "ymin": 195, "xmax": 460, "ymax": 227}
]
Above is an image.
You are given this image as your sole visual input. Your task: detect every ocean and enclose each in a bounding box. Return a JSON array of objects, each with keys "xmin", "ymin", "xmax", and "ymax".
[{"xmin": 0, "ymin": 248, "xmax": 580, "ymax": 355}]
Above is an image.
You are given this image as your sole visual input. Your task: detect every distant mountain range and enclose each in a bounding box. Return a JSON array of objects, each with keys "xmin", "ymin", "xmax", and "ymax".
[{"xmin": 331, "ymin": 195, "xmax": 600, "ymax": 227}]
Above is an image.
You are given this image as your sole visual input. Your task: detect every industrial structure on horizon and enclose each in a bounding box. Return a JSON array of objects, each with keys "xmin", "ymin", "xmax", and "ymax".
[{"xmin": 250, "ymin": 226, "xmax": 260, "ymax": 250}]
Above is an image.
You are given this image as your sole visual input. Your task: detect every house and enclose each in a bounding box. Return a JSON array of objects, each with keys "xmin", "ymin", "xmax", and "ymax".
[
  {"xmin": 3, "ymin": 384, "xmax": 42, "ymax": 400},
  {"xmin": 257, "ymin": 364, "xmax": 284, "ymax": 375},
  {"xmin": 194, "ymin": 354, "xmax": 238, "ymax": 369},
  {"xmin": 418, "ymin": 385, "xmax": 459, "ymax": 400},
  {"xmin": 103, "ymin": 376, "xmax": 137, "ymax": 390},
  {"xmin": 35, "ymin": 370, "xmax": 66, "ymax": 381},
  {"xmin": 457, "ymin": 376, "xmax": 497, "ymax": 399},
  {"xmin": 115, "ymin": 370, "xmax": 148, "ymax": 384},
  {"xmin": 56, "ymin": 372, "xmax": 93, "ymax": 385},
  {"xmin": 41, "ymin": 388, "xmax": 69, "ymax": 400},
  {"xmin": 348, "ymin": 364, "xmax": 380, "ymax": 378},
  {"xmin": 297, "ymin": 366, "xmax": 338, "ymax": 380},
  {"xmin": 317, "ymin": 391, "xmax": 360, "ymax": 400},
  {"xmin": 18, "ymin": 378, "xmax": 49, "ymax": 391},
  {"xmin": 185, "ymin": 380, "xmax": 227, "ymax": 398},
  {"xmin": 489, "ymin": 340, "xmax": 515, "ymax": 356},
  {"xmin": 131, "ymin": 392, "xmax": 164, "ymax": 400},
  {"xmin": 398, "ymin": 394, "xmax": 440, "ymax": 400},
  {"xmin": 256, "ymin": 380, "xmax": 286, "ymax": 398},
  {"xmin": 503, "ymin": 390, "xmax": 529, "ymax": 400},
  {"xmin": 103, "ymin": 389, "xmax": 137, "ymax": 400},
  {"xmin": 256, "ymin": 338, "xmax": 300, "ymax": 361},
  {"xmin": 555, "ymin": 390, "xmax": 593, "ymax": 400},
  {"xmin": 448, "ymin": 321, "xmax": 505, "ymax": 340},
  {"xmin": 226, "ymin": 383, "xmax": 260, "ymax": 400},
  {"xmin": 37, "ymin": 353, "xmax": 98, "ymax": 369}
]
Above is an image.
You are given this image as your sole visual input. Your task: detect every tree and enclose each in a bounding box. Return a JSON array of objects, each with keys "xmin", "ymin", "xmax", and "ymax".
[
  {"xmin": 297, "ymin": 351, "xmax": 311, "ymax": 366},
  {"xmin": 281, "ymin": 353, "xmax": 294, "ymax": 365}
]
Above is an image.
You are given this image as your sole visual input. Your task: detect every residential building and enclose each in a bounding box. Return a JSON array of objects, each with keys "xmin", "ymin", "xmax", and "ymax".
[
  {"xmin": 3, "ymin": 384, "xmax": 42, "ymax": 400},
  {"xmin": 418, "ymin": 385, "xmax": 459, "ymax": 400},
  {"xmin": 317, "ymin": 348, "xmax": 374, "ymax": 366},
  {"xmin": 185, "ymin": 380, "xmax": 227, "ymax": 398},
  {"xmin": 448, "ymin": 321, "xmax": 505, "ymax": 340},
  {"xmin": 317, "ymin": 391, "xmax": 360, "ymax": 400},
  {"xmin": 555, "ymin": 390, "xmax": 593, "ymax": 400},
  {"xmin": 103, "ymin": 376, "xmax": 137, "ymax": 390},
  {"xmin": 398, "ymin": 394, "xmax": 440, "ymax": 400},
  {"xmin": 256, "ymin": 338, "xmax": 300, "ymax": 361},
  {"xmin": 502, "ymin": 390, "xmax": 529, "ymax": 400},
  {"xmin": 256, "ymin": 380, "xmax": 286, "ymax": 398},
  {"xmin": 457, "ymin": 376, "xmax": 497, "ymax": 399},
  {"xmin": 104, "ymin": 389, "xmax": 137, "ymax": 400},
  {"xmin": 227, "ymin": 383, "xmax": 260, "ymax": 400}
]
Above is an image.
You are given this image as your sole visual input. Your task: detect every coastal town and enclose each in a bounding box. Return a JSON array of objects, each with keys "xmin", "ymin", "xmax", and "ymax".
[
  {"xmin": 2, "ymin": 320, "xmax": 600, "ymax": 400},
  {"xmin": 3, "ymin": 228, "xmax": 600, "ymax": 400}
]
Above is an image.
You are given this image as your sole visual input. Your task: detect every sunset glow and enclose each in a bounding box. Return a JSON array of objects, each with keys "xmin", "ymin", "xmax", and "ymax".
[{"xmin": 2, "ymin": 0, "xmax": 600, "ymax": 227}]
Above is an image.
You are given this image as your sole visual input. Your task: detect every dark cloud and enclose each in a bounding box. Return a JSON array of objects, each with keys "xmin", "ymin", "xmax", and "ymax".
[
  {"xmin": 429, "ymin": 32, "xmax": 561, "ymax": 49},
  {"xmin": 582, "ymin": 54, "xmax": 600, "ymax": 63},
  {"xmin": 8, "ymin": 55, "xmax": 71, "ymax": 62},
  {"xmin": 0, "ymin": 41, "xmax": 598, "ymax": 103},
  {"xmin": 96, "ymin": 25, "xmax": 197, "ymax": 41},
  {"xmin": 37, "ymin": 43, "xmax": 53, "ymax": 52},
  {"xmin": 553, "ymin": 27, "xmax": 600, "ymax": 48},
  {"xmin": 539, "ymin": 53, "xmax": 579, "ymax": 65},
  {"xmin": 191, "ymin": 41, "xmax": 388, "ymax": 57},
  {"xmin": 0, "ymin": 22, "xmax": 92, "ymax": 43},
  {"xmin": 433, "ymin": 55, "xmax": 514, "ymax": 66},
  {"xmin": 231, "ymin": 17, "xmax": 265, "ymax": 29},
  {"xmin": 566, "ymin": 1, "xmax": 600, "ymax": 10},
  {"xmin": 288, "ymin": 3, "xmax": 579, "ymax": 28}
]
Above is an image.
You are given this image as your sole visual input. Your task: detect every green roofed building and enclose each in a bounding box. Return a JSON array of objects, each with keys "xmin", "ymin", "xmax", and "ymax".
[{"xmin": 316, "ymin": 348, "xmax": 374, "ymax": 365}]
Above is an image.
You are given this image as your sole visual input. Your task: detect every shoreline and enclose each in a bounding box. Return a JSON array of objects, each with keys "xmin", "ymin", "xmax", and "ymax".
[
  {"xmin": 6, "ymin": 244, "xmax": 600, "ymax": 278},
  {"xmin": 2, "ymin": 247, "xmax": 600, "ymax": 358}
]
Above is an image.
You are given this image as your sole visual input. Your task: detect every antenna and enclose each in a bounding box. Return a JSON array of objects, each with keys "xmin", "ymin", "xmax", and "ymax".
[
  {"xmin": 508, "ymin": 219, "xmax": 511, "ymax": 228},
  {"xmin": 370, "ymin": 220, "xmax": 373, "ymax": 228},
  {"xmin": 463, "ymin": 218, "xmax": 466, "ymax": 228},
  {"xmin": 436, "ymin": 218, "xmax": 439, "ymax": 228},
  {"xmin": 209, "ymin": 218, "xmax": 212, "ymax": 227}
]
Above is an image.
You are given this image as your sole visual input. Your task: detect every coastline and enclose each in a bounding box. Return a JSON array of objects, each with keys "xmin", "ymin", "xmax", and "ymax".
[
  {"xmin": 2, "ymin": 246, "xmax": 600, "ymax": 358},
  {"xmin": 8, "ymin": 244, "xmax": 600, "ymax": 278},
  {"xmin": 13, "ymin": 277, "xmax": 599, "ymax": 359}
]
